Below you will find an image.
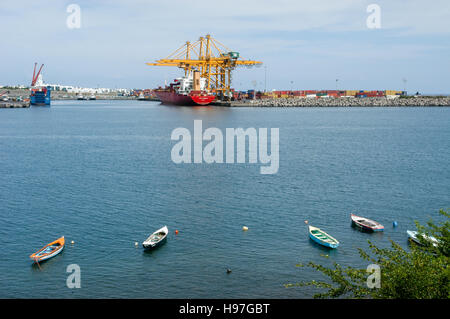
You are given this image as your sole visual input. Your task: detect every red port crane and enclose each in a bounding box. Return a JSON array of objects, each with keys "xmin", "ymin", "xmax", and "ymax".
[{"xmin": 31, "ymin": 63, "xmax": 44, "ymax": 87}]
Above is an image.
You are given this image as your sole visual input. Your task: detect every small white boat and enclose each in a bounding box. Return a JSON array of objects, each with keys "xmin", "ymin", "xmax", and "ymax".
[
  {"xmin": 142, "ymin": 226, "xmax": 168, "ymax": 250},
  {"xmin": 351, "ymin": 213, "xmax": 384, "ymax": 232},
  {"xmin": 407, "ymin": 230, "xmax": 439, "ymax": 247}
]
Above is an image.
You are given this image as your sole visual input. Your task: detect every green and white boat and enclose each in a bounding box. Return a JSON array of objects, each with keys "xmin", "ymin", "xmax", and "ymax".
[
  {"xmin": 309, "ymin": 225, "xmax": 339, "ymax": 249},
  {"xmin": 407, "ymin": 230, "xmax": 439, "ymax": 247}
]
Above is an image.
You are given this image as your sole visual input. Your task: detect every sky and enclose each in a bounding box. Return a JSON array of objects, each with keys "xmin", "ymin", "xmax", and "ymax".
[{"xmin": 1, "ymin": 0, "xmax": 449, "ymax": 93}]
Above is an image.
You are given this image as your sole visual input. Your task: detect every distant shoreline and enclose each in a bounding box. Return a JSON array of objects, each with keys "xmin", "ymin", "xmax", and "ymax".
[
  {"xmin": 2, "ymin": 88, "xmax": 450, "ymax": 107},
  {"xmin": 0, "ymin": 88, "xmax": 137, "ymax": 101}
]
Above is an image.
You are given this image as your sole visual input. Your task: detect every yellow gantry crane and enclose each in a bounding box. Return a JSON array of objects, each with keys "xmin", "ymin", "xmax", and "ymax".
[{"xmin": 146, "ymin": 34, "xmax": 262, "ymax": 99}]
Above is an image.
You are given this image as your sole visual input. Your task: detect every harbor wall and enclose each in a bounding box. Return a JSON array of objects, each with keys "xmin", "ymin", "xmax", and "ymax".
[
  {"xmin": 0, "ymin": 101, "xmax": 30, "ymax": 108},
  {"xmin": 231, "ymin": 96, "xmax": 450, "ymax": 107}
]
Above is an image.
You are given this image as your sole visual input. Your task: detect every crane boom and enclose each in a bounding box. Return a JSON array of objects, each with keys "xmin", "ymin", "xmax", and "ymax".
[
  {"xmin": 31, "ymin": 63, "xmax": 37, "ymax": 86},
  {"xmin": 31, "ymin": 63, "xmax": 44, "ymax": 87},
  {"xmin": 146, "ymin": 34, "xmax": 262, "ymax": 99}
]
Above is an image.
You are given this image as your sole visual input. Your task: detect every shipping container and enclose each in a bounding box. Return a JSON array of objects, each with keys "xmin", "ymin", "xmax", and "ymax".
[{"xmin": 385, "ymin": 90, "xmax": 403, "ymax": 96}]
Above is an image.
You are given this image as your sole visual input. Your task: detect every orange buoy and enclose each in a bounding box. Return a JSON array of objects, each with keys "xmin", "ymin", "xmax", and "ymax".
[{"xmin": 175, "ymin": 230, "xmax": 179, "ymax": 235}]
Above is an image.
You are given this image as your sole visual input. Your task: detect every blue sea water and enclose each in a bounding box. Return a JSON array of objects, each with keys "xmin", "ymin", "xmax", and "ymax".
[{"xmin": 0, "ymin": 100, "xmax": 449, "ymax": 298}]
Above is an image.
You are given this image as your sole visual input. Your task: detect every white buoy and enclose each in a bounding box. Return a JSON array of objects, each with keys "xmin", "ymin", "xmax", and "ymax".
[
  {"xmin": 135, "ymin": 242, "xmax": 138, "ymax": 246},
  {"xmin": 242, "ymin": 226, "xmax": 248, "ymax": 231},
  {"xmin": 71, "ymin": 240, "xmax": 75, "ymax": 244}
]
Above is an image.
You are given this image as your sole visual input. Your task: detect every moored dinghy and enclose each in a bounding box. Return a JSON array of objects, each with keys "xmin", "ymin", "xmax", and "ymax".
[
  {"xmin": 351, "ymin": 213, "xmax": 384, "ymax": 232},
  {"xmin": 143, "ymin": 226, "xmax": 168, "ymax": 250},
  {"xmin": 29, "ymin": 236, "xmax": 65, "ymax": 263},
  {"xmin": 407, "ymin": 230, "xmax": 439, "ymax": 247},
  {"xmin": 309, "ymin": 226, "xmax": 339, "ymax": 249}
]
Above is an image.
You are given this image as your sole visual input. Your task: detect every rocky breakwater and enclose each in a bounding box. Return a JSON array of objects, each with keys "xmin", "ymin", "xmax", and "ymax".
[{"xmin": 238, "ymin": 97, "xmax": 450, "ymax": 107}]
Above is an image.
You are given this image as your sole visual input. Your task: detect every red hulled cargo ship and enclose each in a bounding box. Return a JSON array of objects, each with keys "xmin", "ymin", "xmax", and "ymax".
[
  {"xmin": 154, "ymin": 70, "xmax": 215, "ymax": 106},
  {"xmin": 155, "ymin": 90, "xmax": 215, "ymax": 106}
]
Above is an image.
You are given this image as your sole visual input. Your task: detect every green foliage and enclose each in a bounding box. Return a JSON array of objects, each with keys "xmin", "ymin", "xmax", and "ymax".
[
  {"xmin": 286, "ymin": 209, "xmax": 450, "ymax": 299},
  {"xmin": 415, "ymin": 209, "xmax": 450, "ymax": 257}
]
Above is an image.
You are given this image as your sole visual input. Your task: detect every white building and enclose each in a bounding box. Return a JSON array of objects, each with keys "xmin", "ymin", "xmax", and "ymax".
[{"xmin": 45, "ymin": 84, "xmax": 131, "ymax": 95}]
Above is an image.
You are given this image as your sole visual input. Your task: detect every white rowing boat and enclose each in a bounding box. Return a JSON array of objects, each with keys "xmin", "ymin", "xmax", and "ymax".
[
  {"xmin": 407, "ymin": 230, "xmax": 439, "ymax": 247},
  {"xmin": 351, "ymin": 213, "xmax": 384, "ymax": 232},
  {"xmin": 142, "ymin": 226, "xmax": 168, "ymax": 250}
]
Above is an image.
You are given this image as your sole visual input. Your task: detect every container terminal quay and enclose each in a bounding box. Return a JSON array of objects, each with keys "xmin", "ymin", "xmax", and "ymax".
[
  {"xmin": 1, "ymin": 34, "xmax": 450, "ymax": 108},
  {"xmin": 2, "ymin": 84, "xmax": 450, "ymax": 109}
]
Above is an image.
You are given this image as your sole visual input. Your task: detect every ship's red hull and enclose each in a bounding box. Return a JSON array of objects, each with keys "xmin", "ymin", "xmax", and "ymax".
[{"xmin": 155, "ymin": 91, "xmax": 215, "ymax": 106}]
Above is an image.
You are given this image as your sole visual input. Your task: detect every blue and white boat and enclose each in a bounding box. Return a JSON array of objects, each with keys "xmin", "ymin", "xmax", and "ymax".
[
  {"xmin": 30, "ymin": 85, "xmax": 51, "ymax": 106},
  {"xmin": 29, "ymin": 236, "xmax": 65, "ymax": 263},
  {"xmin": 309, "ymin": 225, "xmax": 339, "ymax": 249},
  {"xmin": 30, "ymin": 63, "xmax": 51, "ymax": 106}
]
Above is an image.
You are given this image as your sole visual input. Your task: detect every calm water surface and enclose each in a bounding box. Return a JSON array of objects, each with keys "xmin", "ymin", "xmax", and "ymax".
[{"xmin": 0, "ymin": 100, "xmax": 449, "ymax": 298}]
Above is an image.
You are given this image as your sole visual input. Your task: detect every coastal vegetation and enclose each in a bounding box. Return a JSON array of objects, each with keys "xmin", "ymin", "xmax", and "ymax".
[{"xmin": 286, "ymin": 209, "xmax": 450, "ymax": 299}]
